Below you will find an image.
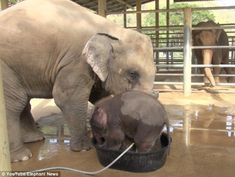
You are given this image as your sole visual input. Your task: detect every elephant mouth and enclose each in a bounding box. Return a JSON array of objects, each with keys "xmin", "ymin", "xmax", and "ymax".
[{"xmin": 92, "ymin": 136, "xmax": 106, "ymax": 147}]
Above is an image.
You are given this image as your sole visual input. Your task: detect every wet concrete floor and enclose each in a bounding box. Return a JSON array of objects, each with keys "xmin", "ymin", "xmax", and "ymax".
[{"xmin": 12, "ymin": 92, "xmax": 235, "ymax": 177}]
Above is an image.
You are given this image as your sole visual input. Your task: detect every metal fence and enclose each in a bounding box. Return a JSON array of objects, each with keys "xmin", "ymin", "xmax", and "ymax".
[{"xmin": 110, "ymin": 6, "xmax": 235, "ymax": 95}]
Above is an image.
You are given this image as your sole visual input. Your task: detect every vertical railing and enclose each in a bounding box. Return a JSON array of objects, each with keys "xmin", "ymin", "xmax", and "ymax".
[
  {"xmin": 97, "ymin": 0, "xmax": 106, "ymax": 17},
  {"xmin": 136, "ymin": 0, "xmax": 141, "ymax": 31},
  {"xmin": 183, "ymin": 8, "xmax": 192, "ymax": 96}
]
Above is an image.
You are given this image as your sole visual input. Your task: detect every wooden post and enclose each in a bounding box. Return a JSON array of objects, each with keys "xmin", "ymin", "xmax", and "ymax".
[
  {"xmin": 123, "ymin": 5, "xmax": 127, "ymax": 28},
  {"xmin": 0, "ymin": 0, "xmax": 8, "ymax": 10},
  {"xmin": 136, "ymin": 0, "xmax": 141, "ymax": 31},
  {"xmin": 166, "ymin": 0, "xmax": 170, "ymax": 67},
  {"xmin": 0, "ymin": 63, "xmax": 11, "ymax": 171},
  {"xmin": 155, "ymin": 0, "xmax": 159, "ymax": 65},
  {"xmin": 98, "ymin": 0, "xmax": 107, "ymax": 17}
]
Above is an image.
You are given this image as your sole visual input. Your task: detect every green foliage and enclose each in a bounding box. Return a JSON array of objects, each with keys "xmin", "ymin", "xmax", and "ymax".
[
  {"xmin": 142, "ymin": 3, "xmax": 215, "ymax": 27},
  {"xmin": 9, "ymin": 0, "xmax": 17, "ymax": 4},
  {"xmin": 9, "ymin": 0, "xmax": 23, "ymax": 4}
]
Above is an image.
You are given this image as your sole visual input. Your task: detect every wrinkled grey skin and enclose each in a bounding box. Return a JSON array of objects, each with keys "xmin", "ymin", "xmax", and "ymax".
[
  {"xmin": 0, "ymin": 0, "xmax": 156, "ymax": 162},
  {"xmin": 193, "ymin": 20, "xmax": 231, "ymax": 86},
  {"xmin": 90, "ymin": 91, "xmax": 168, "ymax": 152}
]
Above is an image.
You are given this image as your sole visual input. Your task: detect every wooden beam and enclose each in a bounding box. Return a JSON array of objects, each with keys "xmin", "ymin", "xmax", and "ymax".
[
  {"xmin": 136, "ymin": 0, "xmax": 141, "ymax": 31},
  {"xmin": 115, "ymin": 0, "xmax": 132, "ymax": 9},
  {"xmin": 0, "ymin": 0, "xmax": 8, "ymax": 10},
  {"xmin": 98, "ymin": 0, "xmax": 107, "ymax": 17},
  {"xmin": 0, "ymin": 63, "xmax": 11, "ymax": 171}
]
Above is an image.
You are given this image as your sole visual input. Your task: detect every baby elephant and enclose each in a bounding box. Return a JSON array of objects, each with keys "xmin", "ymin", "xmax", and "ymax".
[{"xmin": 90, "ymin": 90, "xmax": 168, "ymax": 152}]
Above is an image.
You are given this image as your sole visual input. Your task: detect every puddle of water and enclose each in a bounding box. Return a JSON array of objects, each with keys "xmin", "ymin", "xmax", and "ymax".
[
  {"xmin": 167, "ymin": 104, "xmax": 235, "ymax": 148},
  {"xmin": 38, "ymin": 137, "xmax": 70, "ymax": 161}
]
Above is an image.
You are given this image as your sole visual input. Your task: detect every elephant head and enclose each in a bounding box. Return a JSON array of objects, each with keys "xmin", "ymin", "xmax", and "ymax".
[
  {"xmin": 193, "ymin": 20, "xmax": 226, "ymax": 86},
  {"xmin": 83, "ymin": 32, "xmax": 156, "ymax": 95}
]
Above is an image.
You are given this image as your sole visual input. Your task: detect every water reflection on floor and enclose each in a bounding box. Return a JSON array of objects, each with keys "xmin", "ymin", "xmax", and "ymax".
[{"xmin": 12, "ymin": 94, "xmax": 235, "ymax": 177}]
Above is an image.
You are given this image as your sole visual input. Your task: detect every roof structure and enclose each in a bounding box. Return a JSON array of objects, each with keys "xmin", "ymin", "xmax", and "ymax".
[{"xmin": 72, "ymin": 0, "xmax": 153, "ymax": 13}]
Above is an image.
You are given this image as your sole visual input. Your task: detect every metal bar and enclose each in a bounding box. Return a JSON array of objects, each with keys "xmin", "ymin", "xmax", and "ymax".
[
  {"xmin": 155, "ymin": 81, "xmax": 235, "ymax": 86},
  {"xmin": 0, "ymin": 62, "xmax": 11, "ymax": 171},
  {"xmin": 154, "ymin": 46, "xmax": 183, "ymax": 50},
  {"xmin": 183, "ymin": 8, "xmax": 192, "ymax": 96},
  {"xmin": 153, "ymin": 45, "xmax": 235, "ymax": 50},
  {"xmin": 192, "ymin": 64, "xmax": 235, "ymax": 67},
  {"xmin": 134, "ymin": 24, "xmax": 235, "ymax": 30},
  {"xmin": 108, "ymin": 8, "xmax": 184, "ymax": 15},
  {"xmin": 107, "ymin": 5, "xmax": 235, "ymax": 15},
  {"xmin": 158, "ymin": 64, "xmax": 235, "ymax": 68},
  {"xmin": 192, "ymin": 46, "xmax": 235, "ymax": 49},
  {"xmin": 192, "ymin": 26, "xmax": 235, "ymax": 30},
  {"xmin": 156, "ymin": 73, "xmax": 235, "ymax": 77},
  {"xmin": 127, "ymin": 24, "xmax": 235, "ymax": 31}
]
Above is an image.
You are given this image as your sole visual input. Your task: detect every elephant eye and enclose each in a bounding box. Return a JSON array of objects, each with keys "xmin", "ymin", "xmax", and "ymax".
[{"xmin": 126, "ymin": 70, "xmax": 140, "ymax": 84}]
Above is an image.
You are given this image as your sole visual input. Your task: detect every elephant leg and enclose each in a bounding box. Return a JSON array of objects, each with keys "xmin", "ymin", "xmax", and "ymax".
[
  {"xmin": 213, "ymin": 70, "xmax": 221, "ymax": 83},
  {"xmin": 202, "ymin": 49, "xmax": 216, "ymax": 86},
  {"xmin": 225, "ymin": 67, "xmax": 233, "ymax": 83},
  {"xmin": 53, "ymin": 63, "xmax": 94, "ymax": 151},
  {"xmin": 213, "ymin": 50, "xmax": 222, "ymax": 84},
  {"xmin": 213, "ymin": 66, "xmax": 221, "ymax": 84},
  {"xmin": 1, "ymin": 62, "xmax": 32, "ymax": 162},
  {"xmin": 20, "ymin": 102, "xmax": 44, "ymax": 143},
  {"xmin": 222, "ymin": 60, "xmax": 233, "ymax": 83}
]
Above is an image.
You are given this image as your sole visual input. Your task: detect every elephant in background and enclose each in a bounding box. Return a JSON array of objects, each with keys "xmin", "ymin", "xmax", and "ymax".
[
  {"xmin": 193, "ymin": 20, "xmax": 231, "ymax": 86},
  {"xmin": 91, "ymin": 91, "xmax": 168, "ymax": 153},
  {"xmin": 0, "ymin": 0, "xmax": 156, "ymax": 162}
]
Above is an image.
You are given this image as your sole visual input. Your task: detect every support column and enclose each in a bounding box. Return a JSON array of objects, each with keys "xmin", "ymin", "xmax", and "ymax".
[
  {"xmin": 155, "ymin": 0, "xmax": 159, "ymax": 65},
  {"xmin": 0, "ymin": 0, "xmax": 8, "ymax": 10},
  {"xmin": 166, "ymin": 0, "xmax": 170, "ymax": 67},
  {"xmin": 183, "ymin": 8, "xmax": 192, "ymax": 96},
  {"xmin": 123, "ymin": 5, "xmax": 127, "ymax": 28},
  {"xmin": 136, "ymin": 0, "xmax": 141, "ymax": 31},
  {"xmin": 0, "ymin": 63, "xmax": 11, "ymax": 171},
  {"xmin": 98, "ymin": 0, "xmax": 107, "ymax": 17}
]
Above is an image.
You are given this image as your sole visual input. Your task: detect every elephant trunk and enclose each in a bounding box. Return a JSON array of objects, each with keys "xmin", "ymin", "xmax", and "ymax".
[{"xmin": 202, "ymin": 49, "xmax": 215, "ymax": 86}]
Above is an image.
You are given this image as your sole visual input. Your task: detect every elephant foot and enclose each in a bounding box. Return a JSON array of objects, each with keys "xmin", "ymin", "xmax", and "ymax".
[
  {"xmin": 11, "ymin": 146, "xmax": 32, "ymax": 163},
  {"xmin": 204, "ymin": 82, "xmax": 215, "ymax": 87},
  {"xmin": 22, "ymin": 129, "xmax": 44, "ymax": 143},
  {"xmin": 70, "ymin": 136, "xmax": 92, "ymax": 152}
]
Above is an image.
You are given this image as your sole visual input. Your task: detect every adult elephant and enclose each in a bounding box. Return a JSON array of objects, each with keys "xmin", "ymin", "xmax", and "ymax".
[
  {"xmin": 0, "ymin": 0, "xmax": 156, "ymax": 162},
  {"xmin": 193, "ymin": 20, "xmax": 231, "ymax": 86}
]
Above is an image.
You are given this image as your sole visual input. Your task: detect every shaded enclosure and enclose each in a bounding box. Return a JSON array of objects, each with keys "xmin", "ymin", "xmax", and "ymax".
[{"xmin": 1, "ymin": 1, "xmax": 235, "ymax": 177}]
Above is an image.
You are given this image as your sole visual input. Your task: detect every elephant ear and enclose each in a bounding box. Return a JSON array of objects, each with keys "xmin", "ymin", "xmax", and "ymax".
[
  {"xmin": 215, "ymin": 29, "xmax": 222, "ymax": 43},
  {"xmin": 82, "ymin": 33, "xmax": 119, "ymax": 82},
  {"xmin": 91, "ymin": 107, "xmax": 108, "ymax": 129}
]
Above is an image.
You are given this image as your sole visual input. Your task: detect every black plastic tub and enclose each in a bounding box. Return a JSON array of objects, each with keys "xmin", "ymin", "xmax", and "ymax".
[{"xmin": 93, "ymin": 133, "xmax": 171, "ymax": 173}]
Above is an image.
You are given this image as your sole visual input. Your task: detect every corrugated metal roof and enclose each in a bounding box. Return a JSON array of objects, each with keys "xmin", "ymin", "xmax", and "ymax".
[{"xmin": 72, "ymin": 0, "xmax": 153, "ymax": 13}]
